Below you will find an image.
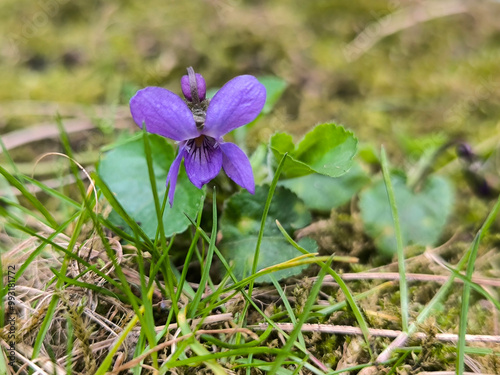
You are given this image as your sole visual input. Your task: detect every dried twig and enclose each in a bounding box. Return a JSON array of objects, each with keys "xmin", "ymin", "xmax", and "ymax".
[
  {"xmin": 0, "ymin": 100, "xmax": 129, "ymax": 119},
  {"xmin": 317, "ymin": 272, "xmax": 500, "ymax": 287},
  {"xmin": 344, "ymin": 0, "xmax": 468, "ymax": 61},
  {"xmin": 1, "ymin": 120, "xmax": 95, "ymax": 152},
  {"xmin": 0, "ymin": 114, "xmax": 131, "ymax": 153},
  {"xmin": 250, "ymin": 322, "xmax": 500, "ymax": 344}
]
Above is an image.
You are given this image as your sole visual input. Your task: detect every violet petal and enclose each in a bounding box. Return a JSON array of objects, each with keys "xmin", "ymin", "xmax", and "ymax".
[
  {"xmin": 130, "ymin": 87, "xmax": 199, "ymax": 141},
  {"xmin": 165, "ymin": 148, "xmax": 185, "ymax": 206},
  {"xmin": 203, "ymin": 75, "xmax": 266, "ymax": 138},
  {"xmin": 184, "ymin": 136, "xmax": 223, "ymax": 188},
  {"xmin": 220, "ymin": 142, "xmax": 255, "ymax": 194}
]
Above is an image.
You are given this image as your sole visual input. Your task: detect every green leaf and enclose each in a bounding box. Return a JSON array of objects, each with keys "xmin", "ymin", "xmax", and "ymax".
[
  {"xmin": 98, "ymin": 134, "xmax": 205, "ymax": 238},
  {"xmin": 219, "ymin": 186, "xmax": 315, "ymax": 282},
  {"xmin": 258, "ymin": 75, "xmax": 288, "ymax": 114},
  {"xmin": 270, "ymin": 123, "xmax": 357, "ymax": 178},
  {"xmin": 278, "ymin": 163, "xmax": 370, "ymax": 212},
  {"xmin": 359, "ymin": 174, "xmax": 454, "ymax": 256},
  {"xmin": 0, "ymin": 165, "xmax": 57, "ymax": 227},
  {"xmin": 205, "ymin": 87, "xmax": 218, "ymax": 100},
  {"xmin": 269, "ymin": 132, "xmax": 295, "ymax": 154},
  {"xmin": 270, "ymin": 134, "xmax": 313, "ymax": 177}
]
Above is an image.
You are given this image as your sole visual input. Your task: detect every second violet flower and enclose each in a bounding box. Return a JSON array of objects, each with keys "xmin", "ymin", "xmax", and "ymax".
[{"xmin": 130, "ymin": 68, "xmax": 266, "ymax": 206}]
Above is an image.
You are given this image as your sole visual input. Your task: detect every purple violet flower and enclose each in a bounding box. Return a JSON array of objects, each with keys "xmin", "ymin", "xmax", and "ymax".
[{"xmin": 130, "ymin": 67, "xmax": 266, "ymax": 206}]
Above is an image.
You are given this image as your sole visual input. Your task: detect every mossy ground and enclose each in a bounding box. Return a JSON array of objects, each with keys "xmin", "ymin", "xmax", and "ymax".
[{"xmin": 1, "ymin": 0, "xmax": 500, "ymax": 374}]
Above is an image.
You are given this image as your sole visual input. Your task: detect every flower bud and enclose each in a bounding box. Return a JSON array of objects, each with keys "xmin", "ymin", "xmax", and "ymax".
[{"xmin": 181, "ymin": 73, "xmax": 206, "ymax": 102}]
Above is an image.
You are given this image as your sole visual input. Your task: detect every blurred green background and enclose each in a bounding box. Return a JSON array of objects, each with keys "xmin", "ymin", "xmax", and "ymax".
[{"xmin": 1, "ymin": 0, "xmax": 499, "ymax": 164}]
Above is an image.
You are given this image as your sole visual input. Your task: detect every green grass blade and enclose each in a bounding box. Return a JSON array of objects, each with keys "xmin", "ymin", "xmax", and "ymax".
[
  {"xmin": 185, "ymin": 214, "xmax": 239, "ymax": 284},
  {"xmin": 136, "ymin": 247, "xmax": 159, "ymax": 368},
  {"xmin": 188, "ymin": 188, "xmax": 217, "ymax": 318},
  {"xmin": 250, "ymin": 152, "xmax": 288, "ymax": 283},
  {"xmin": 0, "ymin": 197, "xmax": 47, "ymax": 225},
  {"xmin": 4, "ymin": 209, "xmax": 77, "ymax": 280},
  {"xmin": 186, "ymin": 217, "xmax": 323, "ymax": 363},
  {"xmin": 0, "ymin": 250, "xmax": 4, "ymax": 334},
  {"xmin": 50, "ymin": 268, "xmax": 126, "ymax": 300},
  {"xmin": 457, "ymin": 193, "xmax": 500, "ymax": 373},
  {"xmin": 377, "ymin": 193, "xmax": 500, "ymax": 363},
  {"xmin": 186, "ymin": 215, "xmax": 329, "ymax": 362},
  {"xmin": 55, "ymin": 114, "xmax": 89, "ymax": 200},
  {"xmin": 31, "ymin": 202, "xmax": 89, "ymax": 359},
  {"xmin": 314, "ymin": 281, "xmax": 394, "ymax": 317},
  {"xmin": 176, "ymin": 307, "xmax": 228, "ymax": 375},
  {"xmin": 65, "ymin": 314, "xmax": 74, "ymax": 375},
  {"xmin": 289, "ymin": 356, "xmax": 327, "ymax": 375},
  {"xmin": 141, "ymin": 126, "xmax": 180, "ymax": 338},
  {"xmin": 268, "ymin": 256, "xmax": 334, "ymax": 374},
  {"xmin": 94, "ymin": 309, "xmax": 142, "ymax": 375},
  {"xmin": 141, "ymin": 126, "xmax": 163, "ymax": 258},
  {"xmin": 175, "ymin": 210, "xmax": 203, "ymax": 304},
  {"xmin": 200, "ymin": 325, "xmax": 274, "ymax": 349},
  {"xmin": 93, "ymin": 172, "xmax": 154, "ymax": 247},
  {"xmin": 132, "ymin": 333, "xmax": 146, "ymax": 375},
  {"xmin": 434, "ymin": 259, "xmax": 500, "ymax": 310},
  {"xmin": 386, "ymin": 351, "xmax": 410, "ymax": 375},
  {"xmin": 0, "ymin": 137, "xmax": 20, "ymax": 176},
  {"xmin": 275, "ymin": 220, "xmax": 373, "ymax": 356},
  {"xmin": 380, "ymin": 146, "xmax": 408, "ymax": 332},
  {"xmin": 91, "ymin": 220, "xmax": 158, "ymax": 354},
  {"xmin": 100, "ymin": 217, "xmax": 140, "ymax": 243},
  {"xmin": 270, "ymin": 274, "xmax": 306, "ymax": 348},
  {"xmin": 240, "ymin": 152, "xmax": 288, "ymax": 330},
  {"xmin": 21, "ymin": 175, "xmax": 81, "ymax": 209},
  {"xmin": 0, "ymin": 165, "xmax": 58, "ymax": 227},
  {"xmin": 6, "ymin": 218, "xmax": 125, "ymax": 293},
  {"xmin": 165, "ymin": 347, "xmax": 285, "ymax": 369}
]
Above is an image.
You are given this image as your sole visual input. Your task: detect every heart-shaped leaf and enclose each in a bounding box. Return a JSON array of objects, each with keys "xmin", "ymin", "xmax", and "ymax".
[
  {"xmin": 98, "ymin": 134, "xmax": 205, "ymax": 238},
  {"xmin": 359, "ymin": 174, "xmax": 454, "ymax": 256},
  {"xmin": 219, "ymin": 185, "xmax": 316, "ymax": 282},
  {"xmin": 270, "ymin": 123, "xmax": 357, "ymax": 178},
  {"xmin": 278, "ymin": 163, "xmax": 370, "ymax": 212}
]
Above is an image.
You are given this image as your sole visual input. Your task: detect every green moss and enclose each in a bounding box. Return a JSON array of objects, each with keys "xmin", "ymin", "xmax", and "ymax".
[{"xmin": 2, "ymin": 1, "xmax": 500, "ymax": 372}]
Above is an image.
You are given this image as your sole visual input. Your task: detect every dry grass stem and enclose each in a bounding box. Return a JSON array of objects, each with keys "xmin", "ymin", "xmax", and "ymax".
[
  {"xmin": 251, "ymin": 323, "xmax": 500, "ymax": 344},
  {"xmin": 318, "ymin": 272, "xmax": 500, "ymax": 287},
  {"xmin": 345, "ymin": 0, "xmax": 468, "ymax": 61}
]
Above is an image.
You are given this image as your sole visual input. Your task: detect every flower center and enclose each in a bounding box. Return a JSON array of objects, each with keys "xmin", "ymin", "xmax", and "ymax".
[
  {"xmin": 185, "ymin": 135, "xmax": 217, "ymax": 158},
  {"xmin": 194, "ymin": 135, "xmax": 205, "ymax": 147}
]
